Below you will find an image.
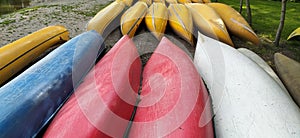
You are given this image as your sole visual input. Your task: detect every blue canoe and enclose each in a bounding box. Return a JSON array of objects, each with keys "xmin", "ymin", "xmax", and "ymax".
[{"xmin": 0, "ymin": 30, "xmax": 105, "ymax": 137}]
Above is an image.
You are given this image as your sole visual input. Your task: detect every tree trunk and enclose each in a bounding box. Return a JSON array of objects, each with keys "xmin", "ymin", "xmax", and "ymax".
[
  {"xmin": 274, "ymin": 0, "xmax": 287, "ymax": 46},
  {"xmin": 239, "ymin": 0, "xmax": 243, "ymax": 13},
  {"xmin": 246, "ymin": 0, "xmax": 252, "ymax": 26}
]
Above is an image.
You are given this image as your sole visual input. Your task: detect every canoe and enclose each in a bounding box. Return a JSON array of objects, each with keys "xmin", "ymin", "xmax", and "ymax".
[
  {"xmin": 202, "ymin": 0, "xmax": 210, "ymax": 3},
  {"xmin": 191, "ymin": 0, "xmax": 203, "ymax": 3},
  {"xmin": 87, "ymin": 1, "xmax": 125, "ymax": 38},
  {"xmin": 44, "ymin": 35, "xmax": 141, "ymax": 138},
  {"xmin": 129, "ymin": 37, "xmax": 214, "ymax": 137},
  {"xmin": 0, "ymin": 25, "xmax": 69, "ymax": 85},
  {"xmin": 274, "ymin": 53, "xmax": 300, "ymax": 107},
  {"xmin": 166, "ymin": 0, "xmax": 177, "ymax": 4},
  {"xmin": 186, "ymin": 3, "xmax": 233, "ymax": 46},
  {"xmin": 238, "ymin": 48, "xmax": 289, "ymax": 94},
  {"xmin": 117, "ymin": 0, "xmax": 133, "ymax": 6},
  {"xmin": 121, "ymin": 1, "xmax": 148, "ymax": 37},
  {"xmin": 208, "ymin": 3, "xmax": 260, "ymax": 45},
  {"xmin": 177, "ymin": 0, "xmax": 191, "ymax": 4},
  {"xmin": 168, "ymin": 4, "xmax": 194, "ymax": 45},
  {"xmin": 153, "ymin": 0, "xmax": 166, "ymax": 4},
  {"xmin": 140, "ymin": 0, "xmax": 152, "ymax": 5},
  {"xmin": 194, "ymin": 31, "xmax": 300, "ymax": 137},
  {"xmin": 0, "ymin": 31, "xmax": 105, "ymax": 137},
  {"xmin": 287, "ymin": 27, "xmax": 300, "ymax": 40},
  {"xmin": 145, "ymin": 3, "xmax": 168, "ymax": 40}
]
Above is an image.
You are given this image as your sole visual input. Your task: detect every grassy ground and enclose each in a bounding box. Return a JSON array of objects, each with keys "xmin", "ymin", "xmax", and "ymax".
[{"xmin": 217, "ymin": 0, "xmax": 300, "ymax": 66}]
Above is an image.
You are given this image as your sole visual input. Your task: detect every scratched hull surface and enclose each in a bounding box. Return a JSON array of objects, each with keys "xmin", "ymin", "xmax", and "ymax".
[
  {"xmin": 44, "ymin": 35, "xmax": 142, "ymax": 138},
  {"xmin": 194, "ymin": 32, "xmax": 300, "ymax": 137},
  {"xmin": 238, "ymin": 48, "xmax": 289, "ymax": 94},
  {"xmin": 0, "ymin": 25, "xmax": 69, "ymax": 85},
  {"xmin": 129, "ymin": 37, "xmax": 214, "ymax": 138},
  {"xmin": 0, "ymin": 31, "xmax": 104, "ymax": 137}
]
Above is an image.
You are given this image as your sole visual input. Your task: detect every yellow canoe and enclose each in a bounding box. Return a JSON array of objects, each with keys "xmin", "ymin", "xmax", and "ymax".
[
  {"xmin": 168, "ymin": 4, "xmax": 194, "ymax": 45},
  {"xmin": 0, "ymin": 25, "xmax": 69, "ymax": 85},
  {"xmin": 140, "ymin": 0, "xmax": 152, "ymax": 5},
  {"xmin": 202, "ymin": 0, "xmax": 211, "ymax": 3},
  {"xmin": 87, "ymin": 1, "xmax": 125, "ymax": 38},
  {"xmin": 145, "ymin": 3, "xmax": 168, "ymax": 40},
  {"xmin": 274, "ymin": 53, "xmax": 300, "ymax": 107},
  {"xmin": 153, "ymin": 0, "xmax": 166, "ymax": 4},
  {"xmin": 117, "ymin": 0, "xmax": 133, "ymax": 6},
  {"xmin": 121, "ymin": 1, "xmax": 148, "ymax": 37},
  {"xmin": 186, "ymin": 3, "xmax": 233, "ymax": 46},
  {"xmin": 166, "ymin": 0, "xmax": 177, "ymax": 4},
  {"xmin": 208, "ymin": 3, "xmax": 260, "ymax": 45},
  {"xmin": 177, "ymin": 0, "xmax": 191, "ymax": 4},
  {"xmin": 287, "ymin": 27, "xmax": 300, "ymax": 40}
]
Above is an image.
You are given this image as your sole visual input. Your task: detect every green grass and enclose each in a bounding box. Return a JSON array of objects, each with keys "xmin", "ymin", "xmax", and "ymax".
[{"xmin": 217, "ymin": 0, "xmax": 300, "ymax": 64}]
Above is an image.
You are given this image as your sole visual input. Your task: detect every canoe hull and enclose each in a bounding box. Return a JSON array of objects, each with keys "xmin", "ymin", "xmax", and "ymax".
[
  {"xmin": 0, "ymin": 31, "xmax": 104, "ymax": 137},
  {"xmin": 145, "ymin": 3, "xmax": 168, "ymax": 40},
  {"xmin": 274, "ymin": 53, "xmax": 300, "ymax": 107},
  {"xmin": 194, "ymin": 32, "xmax": 300, "ymax": 137},
  {"xmin": 129, "ymin": 37, "xmax": 214, "ymax": 137},
  {"xmin": 0, "ymin": 25, "xmax": 69, "ymax": 85},
  {"xmin": 208, "ymin": 3, "xmax": 260, "ymax": 45},
  {"xmin": 44, "ymin": 35, "xmax": 142, "ymax": 138}
]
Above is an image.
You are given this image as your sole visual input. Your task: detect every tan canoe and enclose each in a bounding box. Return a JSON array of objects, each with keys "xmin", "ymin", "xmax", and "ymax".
[
  {"xmin": 145, "ymin": 3, "xmax": 168, "ymax": 40},
  {"xmin": 186, "ymin": 3, "xmax": 233, "ymax": 46},
  {"xmin": 87, "ymin": 1, "xmax": 125, "ymax": 38},
  {"xmin": 168, "ymin": 3, "xmax": 194, "ymax": 45},
  {"xmin": 274, "ymin": 53, "xmax": 300, "ymax": 107},
  {"xmin": 208, "ymin": 3, "xmax": 260, "ymax": 45},
  {"xmin": 0, "ymin": 26, "xmax": 69, "ymax": 85},
  {"xmin": 121, "ymin": 1, "xmax": 148, "ymax": 37}
]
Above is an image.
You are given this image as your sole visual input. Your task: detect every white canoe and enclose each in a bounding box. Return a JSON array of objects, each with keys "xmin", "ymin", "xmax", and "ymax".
[
  {"xmin": 194, "ymin": 32, "xmax": 300, "ymax": 137},
  {"xmin": 237, "ymin": 48, "xmax": 289, "ymax": 94}
]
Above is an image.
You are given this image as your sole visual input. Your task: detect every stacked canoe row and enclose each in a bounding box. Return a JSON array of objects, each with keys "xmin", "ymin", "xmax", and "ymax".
[
  {"xmin": 92, "ymin": 0, "xmax": 260, "ymax": 46},
  {"xmin": 0, "ymin": 0, "xmax": 300, "ymax": 137}
]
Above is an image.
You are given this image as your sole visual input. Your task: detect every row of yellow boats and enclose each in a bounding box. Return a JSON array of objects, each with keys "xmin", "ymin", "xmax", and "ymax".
[
  {"xmin": 88, "ymin": 0, "xmax": 260, "ymax": 47},
  {"xmin": 0, "ymin": 0, "xmax": 261, "ymax": 85}
]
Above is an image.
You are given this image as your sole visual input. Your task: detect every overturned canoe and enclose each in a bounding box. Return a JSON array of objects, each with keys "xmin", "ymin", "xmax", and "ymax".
[
  {"xmin": 168, "ymin": 4, "xmax": 194, "ymax": 45},
  {"xmin": 0, "ymin": 25, "xmax": 69, "ymax": 85},
  {"xmin": 274, "ymin": 53, "xmax": 300, "ymax": 107},
  {"xmin": 145, "ymin": 2, "xmax": 168, "ymax": 40},
  {"xmin": 154, "ymin": 0, "xmax": 166, "ymax": 4},
  {"xmin": 177, "ymin": 0, "xmax": 191, "ymax": 4},
  {"xmin": 166, "ymin": 0, "xmax": 177, "ymax": 4},
  {"xmin": 121, "ymin": 1, "xmax": 148, "ymax": 37},
  {"xmin": 140, "ymin": 0, "xmax": 152, "ymax": 5},
  {"xmin": 194, "ymin": 31, "xmax": 300, "ymax": 137},
  {"xmin": 186, "ymin": 3, "xmax": 233, "ymax": 46},
  {"xmin": 44, "ymin": 35, "xmax": 141, "ymax": 138},
  {"xmin": 0, "ymin": 31, "xmax": 105, "ymax": 137},
  {"xmin": 208, "ymin": 3, "xmax": 260, "ymax": 45},
  {"xmin": 87, "ymin": 1, "xmax": 125, "ymax": 38},
  {"xmin": 129, "ymin": 37, "xmax": 214, "ymax": 137},
  {"xmin": 238, "ymin": 48, "xmax": 289, "ymax": 94},
  {"xmin": 287, "ymin": 27, "xmax": 300, "ymax": 40}
]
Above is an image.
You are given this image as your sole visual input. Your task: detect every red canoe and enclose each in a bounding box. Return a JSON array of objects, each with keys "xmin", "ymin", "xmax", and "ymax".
[
  {"xmin": 43, "ymin": 35, "xmax": 142, "ymax": 137},
  {"xmin": 129, "ymin": 37, "xmax": 214, "ymax": 137}
]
